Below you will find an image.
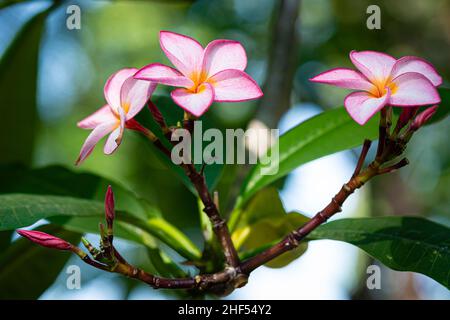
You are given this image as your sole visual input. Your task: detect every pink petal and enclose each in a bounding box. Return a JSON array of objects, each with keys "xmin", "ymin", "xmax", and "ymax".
[
  {"xmin": 171, "ymin": 82, "xmax": 214, "ymax": 117},
  {"xmin": 344, "ymin": 88, "xmax": 391, "ymax": 125},
  {"xmin": 350, "ymin": 50, "xmax": 396, "ymax": 83},
  {"xmin": 159, "ymin": 31, "xmax": 204, "ymax": 77},
  {"xmin": 77, "ymin": 105, "xmax": 117, "ymax": 129},
  {"xmin": 202, "ymin": 39, "xmax": 247, "ymax": 78},
  {"xmin": 389, "ymin": 72, "xmax": 441, "ymax": 106},
  {"xmin": 104, "ymin": 108, "xmax": 125, "ymax": 155},
  {"xmin": 104, "ymin": 68, "xmax": 138, "ymax": 113},
  {"xmin": 120, "ymin": 77, "xmax": 156, "ymax": 119},
  {"xmin": 208, "ymin": 69, "xmax": 263, "ymax": 102},
  {"xmin": 309, "ymin": 68, "xmax": 375, "ymax": 91},
  {"xmin": 76, "ymin": 121, "xmax": 117, "ymax": 165},
  {"xmin": 134, "ymin": 63, "xmax": 194, "ymax": 88},
  {"xmin": 391, "ymin": 56, "xmax": 442, "ymax": 87}
]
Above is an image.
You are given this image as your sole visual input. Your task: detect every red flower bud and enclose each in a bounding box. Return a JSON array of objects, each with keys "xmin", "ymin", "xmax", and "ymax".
[
  {"xmin": 17, "ymin": 229, "xmax": 72, "ymax": 250},
  {"xmin": 411, "ymin": 105, "xmax": 439, "ymax": 131},
  {"xmin": 397, "ymin": 107, "xmax": 419, "ymax": 130},
  {"xmin": 105, "ymin": 185, "xmax": 115, "ymax": 228}
]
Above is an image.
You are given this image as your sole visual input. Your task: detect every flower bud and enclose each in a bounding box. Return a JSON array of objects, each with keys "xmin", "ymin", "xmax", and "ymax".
[
  {"xmin": 17, "ymin": 229, "xmax": 72, "ymax": 250},
  {"xmin": 105, "ymin": 185, "xmax": 115, "ymax": 228},
  {"xmin": 411, "ymin": 105, "xmax": 439, "ymax": 131},
  {"xmin": 397, "ymin": 107, "xmax": 419, "ymax": 130}
]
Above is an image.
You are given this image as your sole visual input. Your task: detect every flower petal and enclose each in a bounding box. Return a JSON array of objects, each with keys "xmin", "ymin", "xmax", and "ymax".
[
  {"xmin": 391, "ymin": 56, "xmax": 442, "ymax": 87},
  {"xmin": 171, "ymin": 82, "xmax": 214, "ymax": 117},
  {"xmin": 104, "ymin": 68, "xmax": 138, "ymax": 112},
  {"xmin": 134, "ymin": 63, "xmax": 194, "ymax": 88},
  {"xmin": 202, "ymin": 39, "xmax": 247, "ymax": 77},
  {"xmin": 350, "ymin": 50, "xmax": 396, "ymax": 83},
  {"xmin": 344, "ymin": 88, "xmax": 391, "ymax": 125},
  {"xmin": 159, "ymin": 31, "xmax": 204, "ymax": 77},
  {"xmin": 120, "ymin": 77, "xmax": 156, "ymax": 119},
  {"xmin": 389, "ymin": 72, "xmax": 441, "ymax": 106},
  {"xmin": 76, "ymin": 121, "xmax": 117, "ymax": 165},
  {"xmin": 77, "ymin": 105, "xmax": 117, "ymax": 129},
  {"xmin": 309, "ymin": 68, "xmax": 375, "ymax": 91},
  {"xmin": 208, "ymin": 69, "xmax": 263, "ymax": 102},
  {"xmin": 104, "ymin": 108, "xmax": 125, "ymax": 155}
]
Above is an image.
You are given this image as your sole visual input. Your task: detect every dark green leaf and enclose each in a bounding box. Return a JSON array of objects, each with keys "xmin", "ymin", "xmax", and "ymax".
[
  {"xmin": 0, "ymin": 224, "xmax": 81, "ymax": 299},
  {"xmin": 0, "ymin": 193, "xmax": 201, "ymax": 261},
  {"xmin": 0, "ymin": 164, "xmax": 159, "ymax": 220},
  {"xmin": 308, "ymin": 217, "xmax": 450, "ymax": 289},
  {"xmin": 0, "ymin": 194, "xmax": 105, "ymax": 231}
]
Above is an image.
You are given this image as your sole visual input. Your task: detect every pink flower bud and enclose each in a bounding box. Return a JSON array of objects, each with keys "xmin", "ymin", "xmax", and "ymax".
[
  {"xmin": 17, "ymin": 229, "xmax": 72, "ymax": 250},
  {"xmin": 411, "ymin": 105, "xmax": 439, "ymax": 131},
  {"xmin": 397, "ymin": 107, "xmax": 419, "ymax": 129},
  {"xmin": 105, "ymin": 185, "xmax": 115, "ymax": 227}
]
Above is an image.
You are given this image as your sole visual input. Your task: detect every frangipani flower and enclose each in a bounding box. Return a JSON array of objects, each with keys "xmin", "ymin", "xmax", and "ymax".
[
  {"xmin": 76, "ymin": 68, "xmax": 156, "ymax": 164},
  {"xmin": 135, "ymin": 31, "xmax": 263, "ymax": 117},
  {"xmin": 310, "ymin": 51, "xmax": 442, "ymax": 125}
]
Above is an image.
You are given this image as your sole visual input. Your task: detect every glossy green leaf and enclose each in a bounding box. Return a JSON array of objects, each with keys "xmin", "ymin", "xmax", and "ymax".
[
  {"xmin": 0, "ymin": 164, "xmax": 159, "ymax": 221},
  {"xmin": 0, "ymin": 193, "xmax": 201, "ymax": 261},
  {"xmin": 0, "ymin": 193, "xmax": 104, "ymax": 231},
  {"xmin": 308, "ymin": 217, "xmax": 450, "ymax": 289},
  {"xmin": 0, "ymin": 224, "xmax": 81, "ymax": 299},
  {"xmin": 235, "ymin": 107, "xmax": 380, "ymax": 209},
  {"xmin": 232, "ymin": 188, "xmax": 309, "ymax": 268}
]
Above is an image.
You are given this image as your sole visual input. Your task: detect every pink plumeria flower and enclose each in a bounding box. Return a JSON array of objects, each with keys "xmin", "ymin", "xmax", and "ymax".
[
  {"xmin": 134, "ymin": 31, "xmax": 263, "ymax": 117},
  {"xmin": 310, "ymin": 51, "xmax": 442, "ymax": 125},
  {"xmin": 76, "ymin": 68, "xmax": 156, "ymax": 164}
]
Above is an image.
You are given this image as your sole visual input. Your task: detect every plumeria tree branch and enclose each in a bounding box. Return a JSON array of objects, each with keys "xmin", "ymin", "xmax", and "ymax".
[{"xmin": 18, "ymin": 31, "xmax": 444, "ymax": 297}]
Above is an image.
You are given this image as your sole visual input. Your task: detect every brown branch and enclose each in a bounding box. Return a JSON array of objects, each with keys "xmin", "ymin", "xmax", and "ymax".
[
  {"xmin": 182, "ymin": 162, "xmax": 240, "ymax": 268},
  {"xmin": 148, "ymin": 109, "xmax": 240, "ymax": 269},
  {"xmin": 239, "ymin": 114, "xmax": 409, "ymax": 275}
]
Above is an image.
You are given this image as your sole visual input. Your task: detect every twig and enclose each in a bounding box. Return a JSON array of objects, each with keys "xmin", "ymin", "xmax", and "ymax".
[{"xmin": 147, "ymin": 106, "xmax": 240, "ymax": 269}]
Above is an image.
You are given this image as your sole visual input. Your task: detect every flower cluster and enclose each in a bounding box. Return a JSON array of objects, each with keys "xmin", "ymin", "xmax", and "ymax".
[
  {"xmin": 310, "ymin": 51, "xmax": 442, "ymax": 125},
  {"xmin": 76, "ymin": 31, "xmax": 263, "ymax": 164}
]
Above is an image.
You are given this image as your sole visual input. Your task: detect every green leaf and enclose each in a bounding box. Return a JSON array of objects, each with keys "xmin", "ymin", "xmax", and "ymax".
[
  {"xmin": 0, "ymin": 193, "xmax": 201, "ymax": 261},
  {"xmin": 308, "ymin": 217, "xmax": 450, "ymax": 289},
  {"xmin": 0, "ymin": 194, "xmax": 104, "ymax": 231},
  {"xmin": 235, "ymin": 107, "xmax": 380, "ymax": 209},
  {"xmin": 0, "ymin": 224, "xmax": 81, "ymax": 299},
  {"xmin": 232, "ymin": 188, "xmax": 309, "ymax": 268},
  {"xmin": 0, "ymin": 4, "xmax": 53, "ymax": 165},
  {"xmin": 0, "ymin": 164, "xmax": 159, "ymax": 221}
]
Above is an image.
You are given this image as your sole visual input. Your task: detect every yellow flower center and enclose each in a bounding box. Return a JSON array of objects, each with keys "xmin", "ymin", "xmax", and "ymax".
[
  {"xmin": 369, "ymin": 77, "xmax": 398, "ymax": 98},
  {"xmin": 188, "ymin": 70, "xmax": 214, "ymax": 93}
]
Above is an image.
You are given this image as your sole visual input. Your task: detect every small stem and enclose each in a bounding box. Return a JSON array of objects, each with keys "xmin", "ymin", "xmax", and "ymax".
[
  {"xmin": 378, "ymin": 158, "xmax": 409, "ymax": 175},
  {"xmin": 143, "ymin": 102, "xmax": 240, "ymax": 269},
  {"xmin": 352, "ymin": 139, "xmax": 371, "ymax": 178},
  {"xmin": 148, "ymin": 101, "xmax": 168, "ymax": 132},
  {"xmin": 376, "ymin": 108, "xmax": 388, "ymax": 159}
]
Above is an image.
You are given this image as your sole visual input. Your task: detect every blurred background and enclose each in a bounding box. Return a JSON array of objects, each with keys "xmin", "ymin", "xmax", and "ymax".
[{"xmin": 0, "ymin": 0, "xmax": 449, "ymax": 299}]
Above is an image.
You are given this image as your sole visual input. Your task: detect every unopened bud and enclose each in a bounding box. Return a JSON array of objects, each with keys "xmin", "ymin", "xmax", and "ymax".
[
  {"xmin": 105, "ymin": 185, "xmax": 115, "ymax": 229},
  {"xmin": 411, "ymin": 105, "xmax": 439, "ymax": 131},
  {"xmin": 397, "ymin": 107, "xmax": 419, "ymax": 130},
  {"xmin": 17, "ymin": 229, "xmax": 72, "ymax": 250}
]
